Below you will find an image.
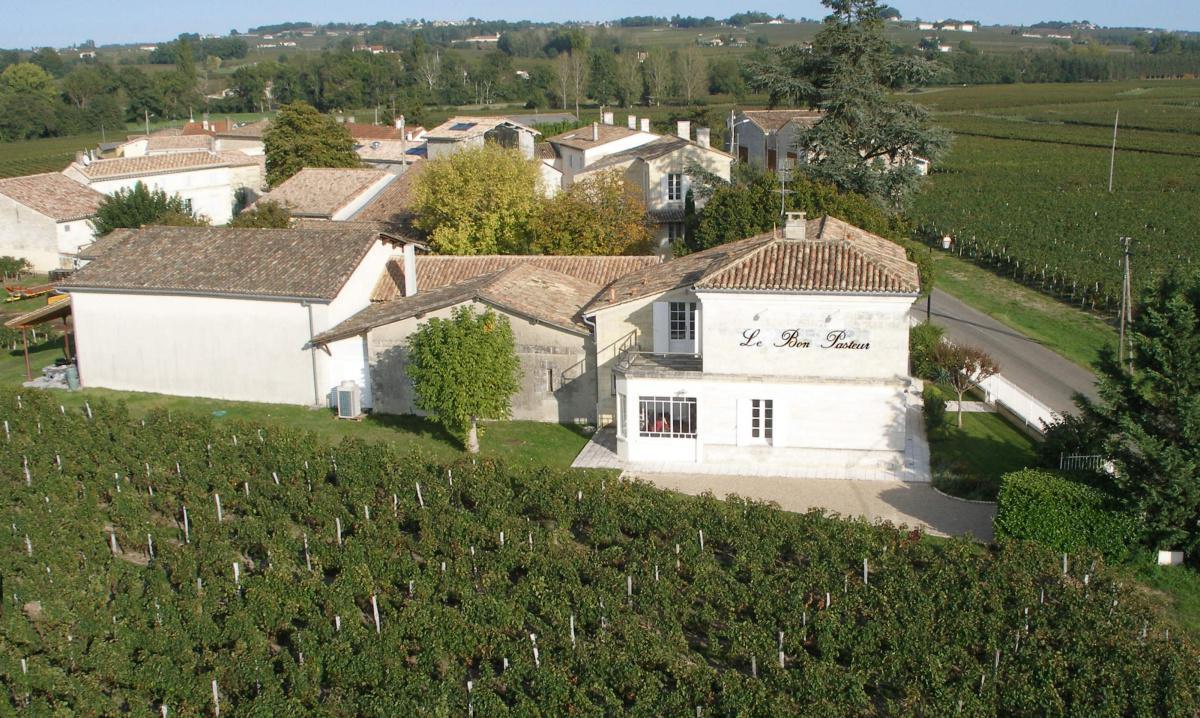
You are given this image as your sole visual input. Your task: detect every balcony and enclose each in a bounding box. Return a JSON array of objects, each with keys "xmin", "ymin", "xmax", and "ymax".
[{"xmin": 616, "ymin": 351, "xmax": 703, "ymax": 378}]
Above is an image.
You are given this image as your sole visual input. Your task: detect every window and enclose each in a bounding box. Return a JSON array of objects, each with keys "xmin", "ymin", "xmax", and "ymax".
[
  {"xmin": 667, "ymin": 173, "xmax": 683, "ymax": 201},
  {"xmin": 667, "ymin": 222, "xmax": 685, "ymax": 242},
  {"xmin": 751, "ymin": 399, "xmax": 773, "ymax": 442},
  {"xmin": 638, "ymin": 396, "xmax": 697, "ymax": 438},
  {"xmin": 669, "ymin": 301, "xmax": 696, "ymax": 341},
  {"xmin": 63, "ymin": 224, "xmax": 70, "ymax": 232}
]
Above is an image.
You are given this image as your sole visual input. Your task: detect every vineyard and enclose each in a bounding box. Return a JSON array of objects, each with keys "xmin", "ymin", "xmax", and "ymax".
[
  {"xmin": 911, "ymin": 80, "xmax": 1200, "ymax": 310},
  {"xmin": 0, "ymin": 134, "xmax": 104, "ymax": 180},
  {"xmin": 2, "ymin": 389, "xmax": 1198, "ymax": 715}
]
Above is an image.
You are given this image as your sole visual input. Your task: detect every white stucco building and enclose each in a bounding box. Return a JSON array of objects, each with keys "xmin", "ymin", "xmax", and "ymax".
[
  {"xmin": 0, "ymin": 173, "xmax": 104, "ymax": 271},
  {"xmin": 60, "ymin": 225, "xmax": 420, "ymax": 406},
  {"xmin": 732, "ymin": 109, "xmax": 824, "ymax": 171},
  {"xmin": 584, "ymin": 212, "xmax": 921, "ymax": 476},
  {"xmin": 62, "ymin": 150, "xmax": 264, "ymax": 225},
  {"xmin": 423, "ymin": 116, "xmax": 539, "ymax": 161}
]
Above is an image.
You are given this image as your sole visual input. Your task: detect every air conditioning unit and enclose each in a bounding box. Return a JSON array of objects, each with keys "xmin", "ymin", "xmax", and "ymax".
[{"xmin": 335, "ymin": 381, "xmax": 362, "ymax": 419}]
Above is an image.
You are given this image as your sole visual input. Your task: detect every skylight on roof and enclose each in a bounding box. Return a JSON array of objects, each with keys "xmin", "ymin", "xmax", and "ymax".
[{"xmin": 450, "ymin": 122, "xmax": 477, "ymax": 131}]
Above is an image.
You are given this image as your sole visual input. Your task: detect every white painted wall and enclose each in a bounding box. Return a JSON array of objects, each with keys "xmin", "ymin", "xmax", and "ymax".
[
  {"xmin": 696, "ymin": 292, "xmax": 915, "ymax": 381},
  {"xmin": 70, "ymin": 291, "xmax": 330, "ymax": 405},
  {"xmin": 426, "ymin": 135, "xmax": 485, "ymax": 161},
  {"xmin": 0, "ymin": 194, "xmax": 96, "ymax": 271},
  {"xmin": 76, "ymin": 164, "xmax": 262, "ymax": 225},
  {"xmin": 615, "ymin": 373, "xmax": 908, "ymax": 465}
]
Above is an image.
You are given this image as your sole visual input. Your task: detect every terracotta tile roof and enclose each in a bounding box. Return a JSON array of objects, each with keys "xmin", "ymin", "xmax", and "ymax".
[
  {"xmin": 582, "ymin": 136, "xmax": 733, "ymax": 174},
  {"xmin": 351, "ymin": 162, "xmax": 427, "ymax": 229},
  {"xmin": 76, "ymin": 228, "xmax": 136, "ymax": 260},
  {"xmin": 182, "ymin": 119, "xmax": 235, "ymax": 135},
  {"xmin": 370, "ymin": 253, "xmax": 661, "ymax": 302},
  {"xmin": 344, "ymin": 122, "xmax": 405, "ymax": 140},
  {"xmin": 546, "ymin": 123, "xmax": 647, "ymax": 150},
  {"xmin": 0, "ymin": 172, "xmax": 104, "ymax": 221},
  {"xmin": 740, "ymin": 109, "xmax": 824, "ymax": 133},
  {"xmin": 60, "ymin": 225, "xmax": 392, "ymax": 300},
  {"xmin": 150, "ymin": 134, "xmax": 214, "ymax": 151},
  {"xmin": 584, "ymin": 215, "xmax": 918, "ymax": 312},
  {"xmin": 216, "ymin": 119, "xmax": 271, "ymax": 138},
  {"xmin": 696, "ymin": 217, "xmax": 919, "ymax": 294},
  {"xmin": 425, "ymin": 116, "xmax": 537, "ymax": 141},
  {"xmin": 315, "ymin": 263, "xmax": 601, "ymax": 344},
  {"xmin": 258, "ymin": 168, "xmax": 389, "ymax": 218},
  {"xmin": 70, "ymin": 151, "xmax": 259, "ymax": 180}
]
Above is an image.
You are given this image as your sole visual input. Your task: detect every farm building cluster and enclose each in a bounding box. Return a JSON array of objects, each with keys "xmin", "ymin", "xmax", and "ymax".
[{"xmin": 0, "ymin": 108, "xmax": 926, "ymax": 479}]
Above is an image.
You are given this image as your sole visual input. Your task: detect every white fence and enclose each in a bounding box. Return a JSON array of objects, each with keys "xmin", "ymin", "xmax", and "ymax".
[{"xmin": 978, "ymin": 373, "xmax": 1057, "ymax": 435}]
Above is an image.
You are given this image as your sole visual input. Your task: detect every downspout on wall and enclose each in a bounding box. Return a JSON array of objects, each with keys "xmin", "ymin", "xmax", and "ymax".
[{"xmin": 302, "ymin": 300, "xmax": 320, "ymax": 406}]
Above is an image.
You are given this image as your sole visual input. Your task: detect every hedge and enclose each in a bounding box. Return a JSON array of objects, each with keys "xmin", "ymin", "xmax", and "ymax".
[{"xmin": 994, "ymin": 468, "xmax": 1140, "ymax": 560}]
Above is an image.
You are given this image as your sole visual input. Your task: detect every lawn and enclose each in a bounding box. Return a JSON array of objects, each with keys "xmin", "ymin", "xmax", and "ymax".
[
  {"xmin": 910, "ymin": 241, "xmax": 1117, "ymax": 369},
  {"xmin": 928, "ymin": 409, "xmax": 1039, "ymax": 501},
  {"xmin": 1134, "ymin": 561, "xmax": 1200, "ymax": 640},
  {"xmin": 0, "ymin": 327, "xmax": 594, "ymax": 470}
]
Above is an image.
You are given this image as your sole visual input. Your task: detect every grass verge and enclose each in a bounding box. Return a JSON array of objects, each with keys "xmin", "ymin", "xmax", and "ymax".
[
  {"xmin": 928, "ymin": 409, "xmax": 1038, "ymax": 501},
  {"xmin": 915, "ymin": 243, "xmax": 1116, "ymax": 369}
]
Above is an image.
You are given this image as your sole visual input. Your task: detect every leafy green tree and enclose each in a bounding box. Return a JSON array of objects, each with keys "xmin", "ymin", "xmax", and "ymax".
[
  {"xmin": 93, "ymin": 182, "xmax": 209, "ymax": 234},
  {"xmin": 0, "ymin": 62, "xmax": 56, "ymax": 98},
  {"xmin": 29, "ymin": 47, "xmax": 65, "ymax": 77},
  {"xmin": 748, "ymin": 0, "xmax": 949, "ymax": 207},
  {"xmin": 229, "ymin": 200, "xmax": 292, "ymax": 228},
  {"xmin": 588, "ymin": 49, "xmax": 619, "ymax": 105},
  {"xmin": 263, "ymin": 101, "xmax": 360, "ymax": 186},
  {"xmin": 534, "ymin": 170, "xmax": 653, "ymax": 255},
  {"xmin": 1082, "ymin": 270, "xmax": 1200, "ymax": 558},
  {"xmin": 406, "ymin": 306, "xmax": 523, "ymax": 453},
  {"xmin": 412, "ymin": 143, "xmax": 543, "ymax": 255},
  {"xmin": 62, "ymin": 66, "xmax": 109, "ymax": 109}
]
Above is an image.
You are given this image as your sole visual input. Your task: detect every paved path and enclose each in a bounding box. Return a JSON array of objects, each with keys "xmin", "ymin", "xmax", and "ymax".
[
  {"xmin": 624, "ymin": 472, "xmax": 995, "ymax": 541},
  {"xmin": 912, "ymin": 289, "xmax": 1098, "ymax": 414}
]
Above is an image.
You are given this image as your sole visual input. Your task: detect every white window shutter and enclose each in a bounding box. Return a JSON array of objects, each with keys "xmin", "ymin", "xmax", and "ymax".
[
  {"xmin": 771, "ymin": 399, "xmax": 785, "ymax": 447},
  {"xmin": 693, "ymin": 303, "xmax": 702, "ymax": 354},
  {"xmin": 735, "ymin": 398, "xmax": 749, "ymax": 446},
  {"xmin": 652, "ymin": 302, "xmax": 669, "ymax": 353},
  {"xmin": 660, "ymin": 175, "xmax": 669, "ymax": 203},
  {"xmin": 682, "ymin": 174, "xmax": 693, "ymax": 199}
]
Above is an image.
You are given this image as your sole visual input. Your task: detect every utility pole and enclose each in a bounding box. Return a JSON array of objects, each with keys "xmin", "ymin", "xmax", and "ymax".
[
  {"xmin": 144, "ymin": 108, "xmax": 150, "ymax": 136},
  {"xmin": 926, "ymin": 244, "xmax": 933, "ymax": 321},
  {"xmin": 1108, "ymin": 110, "xmax": 1119, "ymax": 193},
  {"xmin": 1118, "ymin": 236, "xmax": 1133, "ymax": 372}
]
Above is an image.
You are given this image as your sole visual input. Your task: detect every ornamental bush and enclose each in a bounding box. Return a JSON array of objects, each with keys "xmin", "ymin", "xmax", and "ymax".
[
  {"xmin": 995, "ymin": 468, "xmax": 1141, "ymax": 560},
  {"xmin": 921, "ymin": 384, "xmax": 946, "ymax": 432},
  {"xmin": 909, "ymin": 322, "xmax": 944, "ymax": 380}
]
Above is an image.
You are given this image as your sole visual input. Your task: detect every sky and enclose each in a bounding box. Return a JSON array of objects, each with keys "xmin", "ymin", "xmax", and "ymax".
[{"xmin": 4, "ymin": 0, "xmax": 1197, "ymax": 49}]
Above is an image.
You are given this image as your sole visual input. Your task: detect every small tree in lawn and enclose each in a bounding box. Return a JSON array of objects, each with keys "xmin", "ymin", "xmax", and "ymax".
[
  {"xmin": 405, "ymin": 306, "xmax": 523, "ymax": 453},
  {"xmin": 933, "ymin": 342, "xmax": 999, "ymax": 428}
]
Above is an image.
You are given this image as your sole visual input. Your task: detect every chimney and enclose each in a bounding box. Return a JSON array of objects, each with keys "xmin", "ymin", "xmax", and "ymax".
[
  {"xmin": 676, "ymin": 120, "xmax": 690, "ymax": 140},
  {"xmin": 640, "ymin": 118, "xmax": 650, "ymax": 133},
  {"xmin": 592, "ymin": 122, "xmax": 599, "ymax": 142},
  {"xmin": 783, "ymin": 211, "xmax": 807, "ymax": 240},
  {"xmin": 202, "ymin": 119, "xmax": 209, "ymax": 131},
  {"xmin": 696, "ymin": 127, "xmax": 710, "ymax": 148},
  {"xmin": 394, "ymin": 114, "xmax": 404, "ymax": 129},
  {"xmin": 602, "ymin": 111, "xmax": 614, "ymax": 125},
  {"xmin": 402, "ymin": 243, "xmax": 418, "ymax": 296},
  {"xmin": 348, "ymin": 115, "xmax": 356, "ymax": 124},
  {"xmin": 627, "ymin": 115, "xmax": 636, "ymax": 129}
]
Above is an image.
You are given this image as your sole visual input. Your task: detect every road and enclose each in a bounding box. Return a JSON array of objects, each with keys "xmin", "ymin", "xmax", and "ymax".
[{"xmin": 912, "ymin": 289, "xmax": 1098, "ymax": 415}]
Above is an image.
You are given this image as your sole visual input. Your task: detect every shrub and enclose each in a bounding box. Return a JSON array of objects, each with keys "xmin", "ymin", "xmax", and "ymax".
[
  {"xmin": 995, "ymin": 468, "xmax": 1140, "ymax": 560},
  {"xmin": 909, "ymin": 322, "xmax": 944, "ymax": 380},
  {"xmin": 922, "ymin": 384, "xmax": 946, "ymax": 433}
]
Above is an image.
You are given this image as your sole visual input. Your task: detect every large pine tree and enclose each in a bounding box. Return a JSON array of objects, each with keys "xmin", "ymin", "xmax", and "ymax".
[
  {"xmin": 748, "ymin": 0, "xmax": 949, "ymax": 207},
  {"xmin": 1083, "ymin": 270, "xmax": 1200, "ymax": 558}
]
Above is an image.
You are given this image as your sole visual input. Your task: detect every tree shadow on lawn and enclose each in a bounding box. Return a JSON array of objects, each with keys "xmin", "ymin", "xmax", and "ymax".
[{"xmin": 365, "ymin": 412, "xmax": 460, "ymax": 447}]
